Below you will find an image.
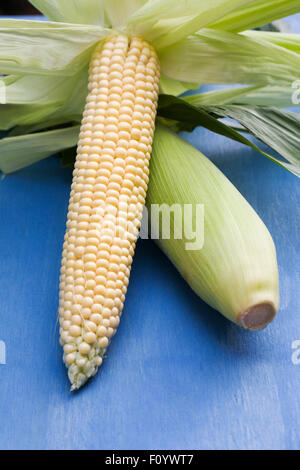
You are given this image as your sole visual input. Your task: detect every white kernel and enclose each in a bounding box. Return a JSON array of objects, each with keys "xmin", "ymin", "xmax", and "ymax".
[
  {"xmin": 77, "ymin": 358, "xmax": 88, "ymax": 368},
  {"xmin": 96, "ymin": 357, "xmax": 103, "ymax": 367},
  {"xmin": 65, "ymin": 353, "xmax": 76, "ymax": 365},
  {"xmin": 64, "ymin": 344, "xmax": 75, "ymax": 354}
]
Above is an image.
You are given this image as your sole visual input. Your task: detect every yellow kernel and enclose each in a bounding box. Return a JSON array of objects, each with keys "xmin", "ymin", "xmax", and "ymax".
[
  {"xmin": 90, "ymin": 313, "xmax": 102, "ymax": 324},
  {"xmin": 102, "ymin": 308, "xmax": 112, "ymax": 318},
  {"xmin": 96, "ymin": 357, "xmax": 103, "ymax": 367},
  {"xmin": 71, "ymin": 304, "xmax": 81, "ymax": 315},
  {"xmin": 63, "ymin": 321, "xmax": 71, "ymax": 330},
  {"xmin": 99, "ymin": 337, "xmax": 109, "ymax": 348},
  {"xmin": 64, "ymin": 344, "xmax": 75, "ymax": 354},
  {"xmin": 97, "ymin": 326, "xmax": 107, "ymax": 337},
  {"xmin": 69, "ymin": 325, "xmax": 81, "ymax": 337},
  {"xmin": 82, "ymin": 308, "xmax": 91, "ymax": 319},
  {"xmin": 65, "ymin": 353, "xmax": 76, "ymax": 365},
  {"xmin": 106, "ymin": 327, "xmax": 114, "ymax": 338},
  {"xmin": 75, "ymin": 246, "xmax": 85, "ymax": 257},
  {"xmin": 79, "ymin": 342, "xmax": 91, "ymax": 355},
  {"xmin": 85, "ymin": 320, "xmax": 97, "ymax": 333},
  {"xmin": 94, "ymin": 295, "xmax": 105, "ymax": 304},
  {"xmin": 72, "ymin": 315, "xmax": 82, "ymax": 326},
  {"xmin": 84, "ymin": 332, "xmax": 97, "ymax": 344},
  {"xmin": 110, "ymin": 316, "xmax": 120, "ymax": 328}
]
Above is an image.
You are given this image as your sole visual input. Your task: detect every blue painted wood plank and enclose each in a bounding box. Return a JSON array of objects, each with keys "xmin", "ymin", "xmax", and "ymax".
[{"xmin": 0, "ymin": 15, "xmax": 299, "ymax": 450}]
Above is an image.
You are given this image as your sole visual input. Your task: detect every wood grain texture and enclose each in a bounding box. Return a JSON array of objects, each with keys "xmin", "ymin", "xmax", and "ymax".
[{"xmin": 0, "ymin": 15, "xmax": 299, "ymax": 451}]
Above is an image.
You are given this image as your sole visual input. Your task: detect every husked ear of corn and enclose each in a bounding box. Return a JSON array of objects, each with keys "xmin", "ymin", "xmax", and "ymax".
[
  {"xmin": 59, "ymin": 35, "xmax": 160, "ymax": 390},
  {"xmin": 147, "ymin": 125, "xmax": 279, "ymax": 330}
]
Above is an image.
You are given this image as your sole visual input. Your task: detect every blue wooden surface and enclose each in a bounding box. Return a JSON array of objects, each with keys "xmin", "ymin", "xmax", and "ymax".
[{"xmin": 0, "ymin": 15, "xmax": 300, "ymax": 451}]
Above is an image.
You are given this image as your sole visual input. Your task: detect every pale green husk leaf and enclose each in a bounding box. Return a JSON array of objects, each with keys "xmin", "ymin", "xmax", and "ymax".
[
  {"xmin": 243, "ymin": 29, "xmax": 300, "ymax": 53},
  {"xmin": 104, "ymin": 0, "xmax": 147, "ymax": 27},
  {"xmin": 159, "ymin": 76, "xmax": 200, "ymax": 96},
  {"xmin": 184, "ymin": 85, "xmax": 300, "ymax": 107},
  {"xmin": 3, "ymin": 74, "xmax": 80, "ymax": 105},
  {"xmin": 0, "ymin": 68, "xmax": 88, "ymax": 130},
  {"xmin": 0, "ymin": 8, "xmax": 299, "ymax": 179},
  {"xmin": 0, "ymin": 126, "xmax": 80, "ymax": 174},
  {"xmin": 1, "ymin": 16, "xmax": 299, "ymax": 137},
  {"xmin": 210, "ymin": 0, "xmax": 300, "ymax": 32},
  {"xmin": 127, "ymin": 0, "xmax": 253, "ymax": 49},
  {"xmin": 0, "ymin": 18, "xmax": 110, "ymax": 76},
  {"xmin": 28, "ymin": 0, "xmax": 300, "ymax": 46},
  {"xmin": 157, "ymin": 94, "xmax": 300, "ymax": 177},
  {"xmin": 29, "ymin": 0, "xmax": 147, "ymax": 27},
  {"xmin": 159, "ymin": 28, "xmax": 300, "ymax": 85},
  {"xmin": 204, "ymin": 106, "xmax": 300, "ymax": 176},
  {"xmin": 29, "ymin": 0, "xmax": 108, "ymax": 26}
]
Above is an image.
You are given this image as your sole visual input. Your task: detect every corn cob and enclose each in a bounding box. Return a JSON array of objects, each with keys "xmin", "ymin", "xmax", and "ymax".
[{"xmin": 59, "ymin": 35, "xmax": 160, "ymax": 390}]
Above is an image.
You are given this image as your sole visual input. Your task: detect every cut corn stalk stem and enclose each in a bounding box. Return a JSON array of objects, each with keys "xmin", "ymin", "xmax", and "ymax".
[{"xmin": 59, "ymin": 35, "xmax": 160, "ymax": 390}]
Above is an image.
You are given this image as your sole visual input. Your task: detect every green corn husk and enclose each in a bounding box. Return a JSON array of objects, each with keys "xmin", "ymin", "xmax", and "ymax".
[{"xmin": 147, "ymin": 125, "xmax": 279, "ymax": 330}]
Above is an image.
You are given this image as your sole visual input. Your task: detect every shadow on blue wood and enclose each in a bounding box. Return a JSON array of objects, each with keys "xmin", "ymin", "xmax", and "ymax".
[{"xmin": 0, "ymin": 15, "xmax": 299, "ymax": 451}]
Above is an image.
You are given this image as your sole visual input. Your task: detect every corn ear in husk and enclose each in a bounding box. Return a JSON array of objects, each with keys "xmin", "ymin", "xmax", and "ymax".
[{"xmin": 147, "ymin": 125, "xmax": 279, "ymax": 330}]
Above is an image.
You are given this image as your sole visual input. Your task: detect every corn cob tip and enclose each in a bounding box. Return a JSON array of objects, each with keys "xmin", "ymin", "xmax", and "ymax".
[
  {"xmin": 237, "ymin": 302, "xmax": 277, "ymax": 331},
  {"xmin": 69, "ymin": 370, "xmax": 89, "ymax": 392},
  {"xmin": 70, "ymin": 382, "xmax": 83, "ymax": 393}
]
